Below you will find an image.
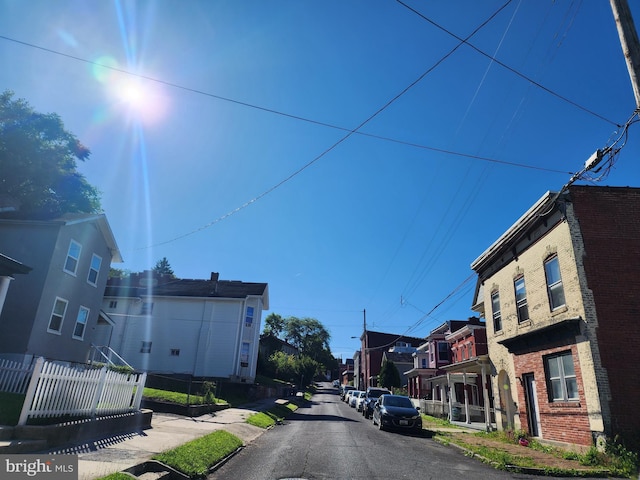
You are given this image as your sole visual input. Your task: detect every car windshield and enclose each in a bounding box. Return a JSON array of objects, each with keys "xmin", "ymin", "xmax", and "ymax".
[{"xmin": 383, "ymin": 396, "xmax": 413, "ymax": 408}]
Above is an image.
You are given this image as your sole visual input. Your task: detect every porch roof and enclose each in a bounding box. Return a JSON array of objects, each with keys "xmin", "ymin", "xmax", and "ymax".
[{"xmin": 441, "ymin": 354, "xmax": 490, "ymax": 374}]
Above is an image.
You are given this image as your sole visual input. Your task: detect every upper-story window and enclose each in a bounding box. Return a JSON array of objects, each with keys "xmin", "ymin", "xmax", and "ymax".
[
  {"xmin": 140, "ymin": 341, "xmax": 152, "ymax": 353},
  {"xmin": 437, "ymin": 342, "xmax": 450, "ymax": 362},
  {"xmin": 73, "ymin": 306, "xmax": 90, "ymax": 339},
  {"xmin": 491, "ymin": 291, "xmax": 502, "ymax": 332},
  {"xmin": 87, "ymin": 254, "xmax": 102, "ymax": 287},
  {"xmin": 109, "ymin": 300, "xmax": 118, "ymax": 309},
  {"xmin": 545, "ymin": 351, "xmax": 578, "ymax": 402},
  {"xmin": 245, "ymin": 306, "xmax": 254, "ymax": 327},
  {"xmin": 421, "ymin": 358, "xmax": 427, "ymax": 368},
  {"xmin": 544, "ymin": 256, "xmax": 566, "ymax": 310},
  {"xmin": 514, "ymin": 276, "xmax": 529, "ymax": 322},
  {"xmin": 63, "ymin": 240, "xmax": 82, "ymax": 275},
  {"xmin": 48, "ymin": 297, "xmax": 68, "ymax": 334}
]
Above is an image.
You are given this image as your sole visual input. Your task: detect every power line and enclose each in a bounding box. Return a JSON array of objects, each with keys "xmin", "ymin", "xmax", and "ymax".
[
  {"xmin": 0, "ymin": 33, "xmax": 572, "ymax": 178},
  {"xmin": 396, "ymin": 0, "xmax": 621, "ymax": 127}
]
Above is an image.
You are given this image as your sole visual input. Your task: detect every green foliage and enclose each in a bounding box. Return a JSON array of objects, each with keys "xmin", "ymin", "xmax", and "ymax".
[
  {"xmin": 95, "ymin": 473, "xmax": 133, "ymax": 480},
  {"xmin": 378, "ymin": 359, "xmax": 401, "ymax": 389},
  {"xmin": 152, "ymin": 257, "xmax": 175, "ymax": 277},
  {"xmin": 262, "ymin": 313, "xmax": 285, "ymax": 337},
  {"xmin": 153, "ymin": 430, "xmax": 242, "ymax": 477},
  {"xmin": 266, "ymin": 351, "xmax": 320, "ymax": 388},
  {"xmin": 108, "ymin": 267, "xmax": 130, "ymax": 279},
  {"xmin": 0, "ymin": 90, "xmax": 101, "ymax": 218},
  {"xmin": 143, "ymin": 387, "xmax": 223, "ymax": 406}
]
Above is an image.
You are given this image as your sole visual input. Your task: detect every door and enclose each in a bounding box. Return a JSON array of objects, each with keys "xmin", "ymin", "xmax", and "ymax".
[{"xmin": 523, "ymin": 373, "xmax": 541, "ymax": 437}]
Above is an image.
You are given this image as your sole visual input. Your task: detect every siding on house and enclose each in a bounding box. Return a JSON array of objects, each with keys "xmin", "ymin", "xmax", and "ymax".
[
  {"xmin": 0, "ymin": 215, "xmax": 121, "ymax": 364},
  {"xmin": 102, "ymin": 272, "xmax": 269, "ymax": 383}
]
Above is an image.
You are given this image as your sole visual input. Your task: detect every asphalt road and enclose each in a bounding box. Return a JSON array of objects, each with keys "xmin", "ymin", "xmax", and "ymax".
[{"xmin": 208, "ymin": 383, "xmax": 550, "ymax": 480}]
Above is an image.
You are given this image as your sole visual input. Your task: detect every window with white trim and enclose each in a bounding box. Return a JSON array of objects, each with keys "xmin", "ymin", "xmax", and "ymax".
[
  {"xmin": 73, "ymin": 306, "xmax": 90, "ymax": 339},
  {"xmin": 87, "ymin": 254, "xmax": 102, "ymax": 286},
  {"xmin": 514, "ymin": 276, "xmax": 529, "ymax": 322},
  {"xmin": 245, "ymin": 306, "xmax": 254, "ymax": 327},
  {"xmin": 48, "ymin": 297, "xmax": 68, "ymax": 333},
  {"xmin": 545, "ymin": 351, "xmax": 578, "ymax": 402},
  {"xmin": 64, "ymin": 240, "xmax": 82, "ymax": 275},
  {"xmin": 240, "ymin": 342, "xmax": 250, "ymax": 367},
  {"xmin": 437, "ymin": 342, "xmax": 450, "ymax": 362},
  {"xmin": 544, "ymin": 255, "xmax": 566, "ymax": 310},
  {"xmin": 491, "ymin": 291, "xmax": 502, "ymax": 332}
]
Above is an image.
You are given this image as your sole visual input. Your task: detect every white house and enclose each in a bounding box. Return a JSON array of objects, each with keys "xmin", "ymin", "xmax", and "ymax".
[{"xmin": 99, "ymin": 271, "xmax": 269, "ymax": 383}]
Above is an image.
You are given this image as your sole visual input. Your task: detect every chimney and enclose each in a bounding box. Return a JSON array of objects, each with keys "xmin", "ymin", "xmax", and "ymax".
[{"xmin": 210, "ymin": 272, "xmax": 219, "ymax": 282}]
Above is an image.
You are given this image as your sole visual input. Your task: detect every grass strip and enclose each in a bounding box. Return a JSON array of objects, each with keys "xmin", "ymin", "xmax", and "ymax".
[
  {"xmin": 246, "ymin": 401, "xmax": 297, "ymax": 429},
  {"xmin": 94, "ymin": 473, "xmax": 132, "ymax": 480},
  {"xmin": 152, "ymin": 430, "xmax": 242, "ymax": 478}
]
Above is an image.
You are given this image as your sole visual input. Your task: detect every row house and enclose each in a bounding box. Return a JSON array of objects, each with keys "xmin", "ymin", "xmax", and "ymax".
[
  {"xmin": 406, "ymin": 318, "xmax": 493, "ymax": 428},
  {"xmin": 471, "ymin": 185, "xmax": 640, "ymax": 450},
  {"xmin": 98, "ymin": 270, "xmax": 269, "ymax": 384},
  {"xmin": 359, "ymin": 331, "xmax": 423, "ymax": 388}
]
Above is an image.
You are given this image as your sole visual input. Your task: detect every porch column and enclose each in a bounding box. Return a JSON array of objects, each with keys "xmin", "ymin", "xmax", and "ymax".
[
  {"xmin": 447, "ymin": 372, "xmax": 453, "ymax": 421},
  {"xmin": 463, "ymin": 371, "xmax": 470, "ymax": 424},
  {"xmin": 481, "ymin": 363, "xmax": 492, "ymax": 431}
]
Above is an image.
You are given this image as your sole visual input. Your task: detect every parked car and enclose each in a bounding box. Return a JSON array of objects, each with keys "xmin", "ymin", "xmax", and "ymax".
[
  {"xmin": 347, "ymin": 390, "xmax": 361, "ymax": 407},
  {"xmin": 361, "ymin": 387, "xmax": 391, "ymax": 419},
  {"xmin": 354, "ymin": 391, "xmax": 367, "ymax": 411},
  {"xmin": 332, "ymin": 380, "xmax": 340, "ymax": 388},
  {"xmin": 340, "ymin": 385, "xmax": 355, "ymax": 400},
  {"xmin": 372, "ymin": 394, "xmax": 422, "ymax": 433}
]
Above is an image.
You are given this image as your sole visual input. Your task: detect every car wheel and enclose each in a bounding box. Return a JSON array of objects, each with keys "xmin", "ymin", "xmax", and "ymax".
[{"xmin": 377, "ymin": 418, "xmax": 385, "ymax": 431}]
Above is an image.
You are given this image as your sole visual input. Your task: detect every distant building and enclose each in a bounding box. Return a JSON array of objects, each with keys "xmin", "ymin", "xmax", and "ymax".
[{"xmin": 360, "ymin": 331, "xmax": 423, "ymax": 388}]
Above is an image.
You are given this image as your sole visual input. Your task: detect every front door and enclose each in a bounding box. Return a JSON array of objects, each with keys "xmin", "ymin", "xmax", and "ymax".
[{"xmin": 523, "ymin": 373, "xmax": 541, "ymax": 437}]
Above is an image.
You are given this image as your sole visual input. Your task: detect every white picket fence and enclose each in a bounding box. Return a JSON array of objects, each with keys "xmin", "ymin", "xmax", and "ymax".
[
  {"xmin": 16, "ymin": 357, "xmax": 147, "ymax": 425},
  {"xmin": 0, "ymin": 358, "xmax": 33, "ymax": 394}
]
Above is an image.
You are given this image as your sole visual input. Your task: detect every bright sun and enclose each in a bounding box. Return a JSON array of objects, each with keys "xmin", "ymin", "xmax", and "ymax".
[{"xmin": 93, "ymin": 56, "xmax": 170, "ymax": 126}]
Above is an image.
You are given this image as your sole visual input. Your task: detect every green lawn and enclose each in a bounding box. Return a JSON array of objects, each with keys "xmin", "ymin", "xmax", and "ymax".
[{"xmin": 152, "ymin": 430, "xmax": 242, "ymax": 477}]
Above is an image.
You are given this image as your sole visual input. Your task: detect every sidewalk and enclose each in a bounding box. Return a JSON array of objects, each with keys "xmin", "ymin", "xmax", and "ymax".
[{"xmin": 48, "ymin": 398, "xmax": 278, "ymax": 480}]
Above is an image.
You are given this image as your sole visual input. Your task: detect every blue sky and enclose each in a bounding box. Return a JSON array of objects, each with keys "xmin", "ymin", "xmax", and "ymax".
[{"xmin": 2, "ymin": 1, "xmax": 640, "ymax": 361}]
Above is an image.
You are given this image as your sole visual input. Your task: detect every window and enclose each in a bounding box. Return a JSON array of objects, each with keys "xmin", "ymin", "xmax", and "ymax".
[
  {"xmin": 544, "ymin": 256, "xmax": 566, "ymax": 310},
  {"xmin": 170, "ymin": 349, "xmax": 180, "ymax": 356},
  {"xmin": 545, "ymin": 351, "xmax": 578, "ymax": 401},
  {"xmin": 109, "ymin": 300, "xmax": 118, "ymax": 309},
  {"xmin": 73, "ymin": 306, "xmax": 90, "ymax": 339},
  {"xmin": 421, "ymin": 358, "xmax": 427, "ymax": 368},
  {"xmin": 141, "ymin": 302, "xmax": 154, "ymax": 315},
  {"xmin": 491, "ymin": 291, "xmax": 502, "ymax": 332},
  {"xmin": 514, "ymin": 276, "xmax": 529, "ymax": 322},
  {"xmin": 87, "ymin": 254, "xmax": 102, "ymax": 286},
  {"xmin": 437, "ymin": 342, "xmax": 450, "ymax": 361},
  {"xmin": 64, "ymin": 240, "xmax": 82, "ymax": 275},
  {"xmin": 245, "ymin": 306, "xmax": 254, "ymax": 327},
  {"xmin": 240, "ymin": 342, "xmax": 250, "ymax": 367},
  {"xmin": 48, "ymin": 298, "xmax": 68, "ymax": 333},
  {"xmin": 140, "ymin": 341, "xmax": 152, "ymax": 353}
]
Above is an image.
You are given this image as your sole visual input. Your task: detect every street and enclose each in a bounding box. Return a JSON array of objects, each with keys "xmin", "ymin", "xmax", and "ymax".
[{"xmin": 208, "ymin": 383, "xmax": 550, "ymax": 480}]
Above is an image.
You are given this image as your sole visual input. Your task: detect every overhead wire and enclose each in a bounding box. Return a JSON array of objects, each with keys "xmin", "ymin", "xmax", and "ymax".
[
  {"xmin": 0, "ymin": 33, "xmax": 577, "ymax": 179},
  {"xmin": 396, "ymin": 0, "xmax": 620, "ymax": 128}
]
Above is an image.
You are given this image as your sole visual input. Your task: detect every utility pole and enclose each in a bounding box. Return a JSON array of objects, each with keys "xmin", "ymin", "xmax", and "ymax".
[
  {"xmin": 362, "ymin": 309, "xmax": 368, "ymax": 388},
  {"xmin": 610, "ymin": 0, "xmax": 640, "ymax": 108}
]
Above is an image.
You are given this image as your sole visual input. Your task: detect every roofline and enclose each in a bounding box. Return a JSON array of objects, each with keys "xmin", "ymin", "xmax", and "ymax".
[{"xmin": 470, "ymin": 191, "xmax": 557, "ymax": 273}]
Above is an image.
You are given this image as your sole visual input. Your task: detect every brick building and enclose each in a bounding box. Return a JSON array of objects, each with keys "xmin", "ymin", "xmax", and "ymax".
[{"xmin": 470, "ymin": 186, "xmax": 640, "ymax": 450}]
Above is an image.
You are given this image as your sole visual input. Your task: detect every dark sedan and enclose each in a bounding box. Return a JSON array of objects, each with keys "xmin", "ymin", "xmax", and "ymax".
[{"xmin": 372, "ymin": 394, "xmax": 422, "ymax": 432}]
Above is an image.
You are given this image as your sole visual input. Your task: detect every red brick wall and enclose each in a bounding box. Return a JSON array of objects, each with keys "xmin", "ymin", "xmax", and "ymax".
[
  {"xmin": 570, "ymin": 186, "xmax": 640, "ymax": 444},
  {"xmin": 513, "ymin": 343, "xmax": 592, "ymax": 446}
]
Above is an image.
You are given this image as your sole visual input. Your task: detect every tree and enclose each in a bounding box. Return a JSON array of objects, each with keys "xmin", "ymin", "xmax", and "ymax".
[
  {"xmin": 378, "ymin": 359, "xmax": 401, "ymax": 390},
  {"xmin": 109, "ymin": 267, "xmax": 130, "ymax": 279},
  {"xmin": 0, "ymin": 90, "xmax": 101, "ymax": 219},
  {"xmin": 262, "ymin": 313, "xmax": 285, "ymax": 338},
  {"xmin": 284, "ymin": 317, "xmax": 330, "ymax": 362},
  {"xmin": 153, "ymin": 257, "xmax": 175, "ymax": 277}
]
